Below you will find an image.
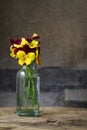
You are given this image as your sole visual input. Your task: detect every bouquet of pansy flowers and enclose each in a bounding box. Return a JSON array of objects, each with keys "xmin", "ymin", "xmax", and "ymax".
[{"xmin": 10, "ymin": 33, "xmax": 41, "ymax": 66}]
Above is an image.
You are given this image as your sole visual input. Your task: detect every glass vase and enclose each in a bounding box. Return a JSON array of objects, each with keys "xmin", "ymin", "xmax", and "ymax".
[{"xmin": 16, "ymin": 63, "xmax": 40, "ymax": 116}]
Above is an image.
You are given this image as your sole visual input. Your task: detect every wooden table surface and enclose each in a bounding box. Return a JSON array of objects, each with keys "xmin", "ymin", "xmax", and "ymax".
[{"xmin": 0, "ymin": 107, "xmax": 87, "ymax": 130}]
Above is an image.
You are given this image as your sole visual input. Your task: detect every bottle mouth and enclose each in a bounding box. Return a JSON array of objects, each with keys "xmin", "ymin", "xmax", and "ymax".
[{"xmin": 23, "ymin": 65, "xmax": 26, "ymax": 69}]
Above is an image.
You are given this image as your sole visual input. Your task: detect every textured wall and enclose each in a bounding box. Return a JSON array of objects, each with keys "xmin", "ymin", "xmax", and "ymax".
[{"xmin": 0, "ymin": 0, "xmax": 87, "ymax": 69}]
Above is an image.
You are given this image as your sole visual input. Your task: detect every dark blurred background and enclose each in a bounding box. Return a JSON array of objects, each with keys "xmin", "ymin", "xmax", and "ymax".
[
  {"xmin": 0, "ymin": 0, "xmax": 87, "ymax": 69},
  {"xmin": 0, "ymin": 0, "xmax": 87, "ymax": 107}
]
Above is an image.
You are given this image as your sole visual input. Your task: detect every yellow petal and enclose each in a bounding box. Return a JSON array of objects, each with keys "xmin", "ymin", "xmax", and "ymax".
[
  {"xmin": 14, "ymin": 44, "xmax": 22, "ymax": 48},
  {"xmin": 13, "ymin": 38, "xmax": 28, "ymax": 48},
  {"xmin": 21, "ymin": 38, "xmax": 29, "ymax": 46},
  {"xmin": 10, "ymin": 52, "xmax": 15, "ymax": 57},
  {"xmin": 18, "ymin": 58, "xmax": 25, "ymax": 65},
  {"xmin": 27, "ymin": 52, "xmax": 35, "ymax": 61},
  {"xmin": 10, "ymin": 46, "xmax": 13, "ymax": 51},
  {"xmin": 16, "ymin": 51, "xmax": 26, "ymax": 59},
  {"xmin": 36, "ymin": 55, "xmax": 41, "ymax": 65},
  {"xmin": 32, "ymin": 33, "xmax": 38, "ymax": 38},
  {"xmin": 24, "ymin": 53, "xmax": 35, "ymax": 65},
  {"xmin": 35, "ymin": 49, "xmax": 41, "ymax": 65},
  {"xmin": 36, "ymin": 49, "xmax": 38, "ymax": 56},
  {"xmin": 21, "ymin": 38, "xmax": 37, "ymax": 49},
  {"xmin": 25, "ymin": 58, "xmax": 31, "ymax": 65},
  {"xmin": 30, "ymin": 40, "xmax": 39, "ymax": 48}
]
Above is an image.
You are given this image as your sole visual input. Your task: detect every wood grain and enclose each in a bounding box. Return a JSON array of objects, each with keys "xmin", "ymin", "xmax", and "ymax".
[{"xmin": 0, "ymin": 107, "xmax": 87, "ymax": 130}]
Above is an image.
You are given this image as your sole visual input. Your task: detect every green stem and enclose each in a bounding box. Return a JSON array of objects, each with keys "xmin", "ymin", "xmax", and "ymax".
[
  {"xmin": 26, "ymin": 77, "xmax": 30, "ymax": 109},
  {"xmin": 31, "ymin": 78, "xmax": 37, "ymax": 106},
  {"xmin": 20, "ymin": 76, "xmax": 26, "ymax": 108},
  {"xmin": 26, "ymin": 65, "xmax": 37, "ymax": 109},
  {"xmin": 29, "ymin": 64, "xmax": 37, "ymax": 106},
  {"xmin": 19, "ymin": 64, "xmax": 37, "ymax": 110}
]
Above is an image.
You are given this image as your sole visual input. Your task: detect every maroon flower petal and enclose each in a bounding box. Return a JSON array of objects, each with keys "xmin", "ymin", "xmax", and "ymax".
[
  {"xmin": 33, "ymin": 35, "xmax": 40, "ymax": 39},
  {"xmin": 21, "ymin": 45, "xmax": 37, "ymax": 54},
  {"xmin": 25, "ymin": 37, "xmax": 31, "ymax": 43},
  {"xmin": 10, "ymin": 39, "xmax": 15, "ymax": 45},
  {"xmin": 14, "ymin": 48, "xmax": 20, "ymax": 54},
  {"xmin": 15, "ymin": 39, "xmax": 21, "ymax": 45}
]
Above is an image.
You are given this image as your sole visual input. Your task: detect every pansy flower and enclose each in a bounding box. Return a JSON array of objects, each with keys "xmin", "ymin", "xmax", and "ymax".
[
  {"xmin": 10, "ymin": 33, "xmax": 41, "ymax": 66},
  {"xmin": 16, "ymin": 51, "xmax": 35, "ymax": 65}
]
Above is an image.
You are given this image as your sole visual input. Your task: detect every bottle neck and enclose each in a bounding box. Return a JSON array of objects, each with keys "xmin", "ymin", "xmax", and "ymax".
[
  {"xmin": 22, "ymin": 62, "xmax": 38, "ymax": 74},
  {"xmin": 22, "ymin": 65, "xmax": 26, "ymax": 69}
]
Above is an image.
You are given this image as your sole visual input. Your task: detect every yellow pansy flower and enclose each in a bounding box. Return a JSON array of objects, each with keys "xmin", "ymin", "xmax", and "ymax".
[
  {"xmin": 29, "ymin": 40, "xmax": 39, "ymax": 48},
  {"xmin": 14, "ymin": 38, "xmax": 28, "ymax": 48},
  {"xmin": 16, "ymin": 50, "xmax": 35, "ymax": 65}
]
